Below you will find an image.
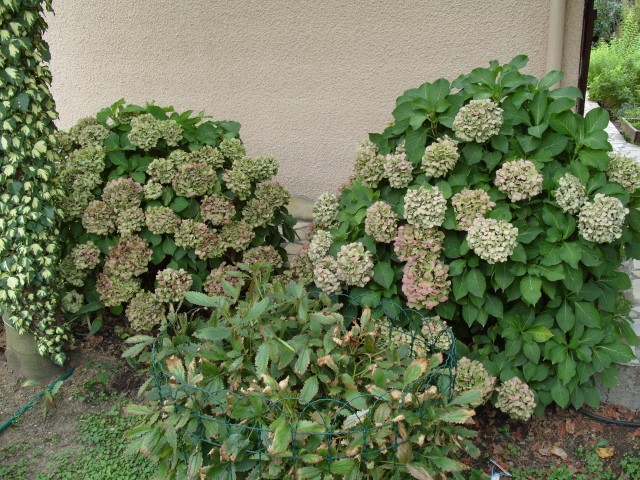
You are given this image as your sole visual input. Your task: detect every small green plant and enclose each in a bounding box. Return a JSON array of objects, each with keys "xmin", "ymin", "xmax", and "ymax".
[{"xmin": 22, "ymin": 378, "xmax": 64, "ymax": 419}]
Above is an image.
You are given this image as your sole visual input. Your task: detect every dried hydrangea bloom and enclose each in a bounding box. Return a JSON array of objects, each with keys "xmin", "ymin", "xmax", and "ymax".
[
  {"xmin": 204, "ymin": 264, "xmax": 246, "ymax": 296},
  {"xmin": 201, "ymin": 194, "xmax": 235, "ymax": 226},
  {"xmin": 126, "ymin": 291, "xmax": 167, "ymax": 332},
  {"xmin": 452, "ymin": 98, "xmax": 503, "ymax": 143},
  {"xmin": 58, "ymin": 256, "xmax": 86, "ymax": 287},
  {"xmin": 223, "ymin": 168, "xmax": 252, "ymax": 201},
  {"xmin": 102, "ymin": 178, "xmax": 144, "ymax": 212},
  {"xmin": 354, "ymin": 139, "xmax": 385, "ymax": 188},
  {"xmin": 308, "ymin": 229, "xmax": 333, "ymax": 261},
  {"xmin": 96, "ymin": 273, "xmax": 141, "ymax": 307},
  {"xmin": 420, "ymin": 317, "xmax": 453, "ymax": 351},
  {"xmin": 467, "ymin": 217, "xmax": 518, "ymax": 264},
  {"xmin": 220, "ymin": 221, "xmax": 255, "ymax": 251},
  {"xmin": 143, "ymin": 181, "xmax": 163, "ymax": 200},
  {"xmin": 255, "ymin": 181, "xmax": 290, "ymax": 209},
  {"xmin": 282, "ymin": 246, "xmax": 315, "ymax": 285},
  {"xmin": 454, "ymin": 357, "xmax": 496, "ymax": 406},
  {"xmin": 313, "ymin": 192, "xmax": 340, "ymax": 230},
  {"xmin": 313, "ymin": 256, "xmax": 341, "ymax": 293},
  {"xmin": 451, "ymin": 188, "xmax": 496, "ymax": 230},
  {"xmin": 70, "ymin": 241, "xmax": 101, "ymax": 270},
  {"xmin": 174, "ymin": 219, "xmax": 200, "ymax": 249},
  {"xmin": 61, "ymin": 145, "xmax": 106, "ymax": 178},
  {"xmin": 233, "ymin": 156, "xmax": 278, "ymax": 182},
  {"xmin": 145, "ymin": 206, "xmax": 180, "ymax": 235},
  {"xmin": 578, "ymin": 193, "xmax": 628, "ymax": 243},
  {"xmin": 190, "ymin": 145, "xmax": 225, "ymax": 169},
  {"xmin": 495, "ymin": 377, "xmax": 536, "ymax": 421},
  {"xmin": 336, "ymin": 242, "xmax": 374, "ymax": 287},
  {"xmin": 172, "ymin": 162, "xmax": 215, "ymax": 198},
  {"xmin": 402, "ymin": 259, "xmax": 450, "ymax": 310},
  {"xmin": 494, "ymin": 159, "xmax": 543, "ymax": 202},
  {"xmin": 168, "ymin": 149, "xmax": 191, "ymax": 165},
  {"xmin": 394, "ymin": 225, "xmax": 444, "ymax": 264},
  {"xmin": 242, "ymin": 198, "xmax": 276, "ymax": 227},
  {"xmin": 61, "ymin": 188, "xmax": 95, "ymax": 220},
  {"xmin": 422, "ymin": 135, "xmax": 459, "ymax": 178},
  {"xmin": 243, "ymin": 246, "xmax": 283, "ymax": 269},
  {"xmin": 147, "ymin": 157, "xmax": 175, "ymax": 184},
  {"xmin": 61, "ymin": 291, "xmax": 84, "ymax": 314},
  {"xmin": 82, "ymin": 200, "xmax": 115, "ymax": 235},
  {"xmin": 128, "ymin": 114, "xmax": 182, "ymax": 150},
  {"xmin": 54, "ymin": 130, "xmax": 75, "ymax": 155},
  {"xmin": 554, "ymin": 173, "xmax": 588, "ymax": 214},
  {"xmin": 103, "ymin": 235, "xmax": 152, "ymax": 279},
  {"xmin": 115, "ymin": 206, "xmax": 145, "ymax": 234},
  {"xmin": 155, "ymin": 268, "xmax": 192, "ymax": 303},
  {"xmin": 383, "ymin": 152, "xmax": 413, "ymax": 189},
  {"xmin": 219, "ymin": 138, "xmax": 246, "ymax": 162},
  {"xmin": 403, "ymin": 186, "xmax": 447, "ymax": 228},
  {"xmin": 193, "ymin": 223, "xmax": 225, "ymax": 259},
  {"xmin": 68, "ymin": 118, "xmax": 110, "ymax": 147},
  {"xmin": 607, "ymin": 153, "xmax": 640, "ymax": 193},
  {"xmin": 365, "ymin": 201, "xmax": 398, "ymax": 243}
]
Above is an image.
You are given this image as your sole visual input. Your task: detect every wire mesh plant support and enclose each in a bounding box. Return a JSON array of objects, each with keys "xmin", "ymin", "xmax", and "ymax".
[{"xmin": 148, "ymin": 295, "xmax": 458, "ymax": 477}]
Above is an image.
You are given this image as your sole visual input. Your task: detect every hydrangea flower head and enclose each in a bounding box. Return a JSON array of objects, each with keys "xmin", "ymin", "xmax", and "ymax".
[
  {"xmin": 394, "ymin": 225, "xmax": 444, "ymax": 264},
  {"xmin": 68, "ymin": 117, "xmax": 109, "ymax": 147},
  {"xmin": 115, "ymin": 207, "xmax": 145, "ymax": 234},
  {"xmin": 190, "ymin": 145, "xmax": 224, "ymax": 169},
  {"xmin": 402, "ymin": 259, "xmax": 450, "ymax": 310},
  {"xmin": 96, "ymin": 273, "xmax": 141, "ymax": 307},
  {"xmin": 383, "ymin": 152, "xmax": 413, "ymax": 189},
  {"xmin": 172, "ymin": 161, "xmax": 215, "ymax": 198},
  {"xmin": 554, "ymin": 173, "xmax": 588, "ymax": 214},
  {"xmin": 495, "ymin": 377, "xmax": 536, "ymax": 421},
  {"xmin": 103, "ymin": 235, "xmax": 152, "ymax": 280},
  {"xmin": 82, "ymin": 200, "xmax": 114, "ymax": 235},
  {"xmin": 233, "ymin": 156, "xmax": 278, "ymax": 182},
  {"xmin": 365, "ymin": 201, "xmax": 398, "ymax": 243},
  {"xmin": 467, "ymin": 217, "xmax": 518, "ymax": 264},
  {"xmin": 607, "ymin": 153, "xmax": 640, "ymax": 193},
  {"xmin": 126, "ymin": 291, "xmax": 166, "ymax": 332},
  {"xmin": 308, "ymin": 230, "xmax": 333, "ymax": 261},
  {"xmin": 147, "ymin": 157, "xmax": 175, "ymax": 184},
  {"xmin": 128, "ymin": 114, "xmax": 182, "ymax": 150},
  {"xmin": 454, "ymin": 357, "xmax": 496, "ymax": 406},
  {"xmin": 155, "ymin": 268, "xmax": 192, "ymax": 303},
  {"xmin": 313, "ymin": 192, "xmax": 340, "ymax": 230},
  {"xmin": 61, "ymin": 291, "xmax": 84, "ymax": 314},
  {"xmin": 578, "ymin": 193, "xmax": 628, "ymax": 243},
  {"xmin": 201, "ymin": 194, "xmax": 235, "ymax": 225},
  {"xmin": 220, "ymin": 221, "xmax": 255, "ymax": 251},
  {"xmin": 452, "ymin": 99, "xmax": 503, "ymax": 143},
  {"xmin": 313, "ymin": 256, "xmax": 341, "ymax": 294},
  {"xmin": 451, "ymin": 188, "xmax": 496, "ymax": 230},
  {"xmin": 223, "ymin": 168, "xmax": 252, "ymax": 200},
  {"xmin": 204, "ymin": 264, "xmax": 246, "ymax": 297},
  {"xmin": 243, "ymin": 246, "xmax": 283, "ymax": 269},
  {"xmin": 102, "ymin": 178, "xmax": 144, "ymax": 212},
  {"xmin": 336, "ymin": 242, "xmax": 374, "ymax": 287},
  {"xmin": 70, "ymin": 241, "xmax": 101, "ymax": 270},
  {"xmin": 145, "ymin": 206, "xmax": 180, "ymax": 235},
  {"xmin": 494, "ymin": 159, "xmax": 542, "ymax": 202},
  {"xmin": 403, "ymin": 186, "xmax": 447, "ymax": 228},
  {"xmin": 354, "ymin": 140, "xmax": 385, "ymax": 188},
  {"xmin": 219, "ymin": 138, "xmax": 246, "ymax": 162},
  {"xmin": 422, "ymin": 135, "xmax": 459, "ymax": 178}
]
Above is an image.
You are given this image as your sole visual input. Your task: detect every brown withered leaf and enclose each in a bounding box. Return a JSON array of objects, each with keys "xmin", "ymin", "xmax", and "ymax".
[
  {"xmin": 595, "ymin": 446, "xmax": 614, "ymax": 459},
  {"xmin": 550, "ymin": 445, "xmax": 568, "ymax": 461}
]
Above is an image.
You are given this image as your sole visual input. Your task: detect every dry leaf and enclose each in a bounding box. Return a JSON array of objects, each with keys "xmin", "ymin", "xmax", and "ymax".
[
  {"xmin": 596, "ymin": 447, "xmax": 614, "ymax": 459},
  {"xmin": 550, "ymin": 445, "xmax": 568, "ymax": 461},
  {"xmin": 565, "ymin": 419, "xmax": 576, "ymax": 434}
]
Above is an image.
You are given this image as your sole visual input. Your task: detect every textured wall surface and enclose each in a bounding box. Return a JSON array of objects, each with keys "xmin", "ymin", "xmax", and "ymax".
[{"xmin": 45, "ymin": 0, "xmax": 585, "ymax": 198}]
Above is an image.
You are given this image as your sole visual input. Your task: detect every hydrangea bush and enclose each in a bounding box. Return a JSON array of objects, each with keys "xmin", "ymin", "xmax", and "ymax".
[
  {"xmin": 306, "ymin": 56, "xmax": 640, "ymax": 413},
  {"xmin": 55, "ymin": 100, "xmax": 296, "ymax": 332},
  {"xmin": 0, "ymin": 0, "xmax": 68, "ymax": 364}
]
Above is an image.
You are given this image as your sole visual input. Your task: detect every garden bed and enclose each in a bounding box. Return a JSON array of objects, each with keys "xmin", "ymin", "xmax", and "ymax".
[{"xmin": 619, "ymin": 116, "xmax": 640, "ymax": 144}]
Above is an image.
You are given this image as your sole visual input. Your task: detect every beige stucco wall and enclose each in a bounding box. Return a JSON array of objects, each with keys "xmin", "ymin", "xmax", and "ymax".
[{"xmin": 45, "ymin": 0, "xmax": 584, "ymax": 198}]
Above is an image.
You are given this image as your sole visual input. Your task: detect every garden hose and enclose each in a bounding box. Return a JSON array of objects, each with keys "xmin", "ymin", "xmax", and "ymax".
[
  {"xmin": 0, "ymin": 368, "xmax": 74, "ymax": 434},
  {"xmin": 579, "ymin": 408, "xmax": 640, "ymax": 428}
]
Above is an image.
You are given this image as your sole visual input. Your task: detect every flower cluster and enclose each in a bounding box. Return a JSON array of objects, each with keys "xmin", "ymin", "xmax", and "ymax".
[
  {"xmin": 494, "ymin": 159, "xmax": 543, "ymax": 202},
  {"xmin": 220, "ymin": 221, "xmax": 255, "ymax": 251},
  {"xmin": 394, "ymin": 225, "xmax": 444, "ymax": 264},
  {"xmin": 147, "ymin": 157, "xmax": 175, "ymax": 184},
  {"xmin": 145, "ymin": 206, "xmax": 180, "ymax": 235},
  {"xmin": 172, "ymin": 162, "xmax": 215, "ymax": 197},
  {"xmin": 403, "ymin": 186, "xmax": 447, "ymax": 227},
  {"xmin": 69, "ymin": 241, "xmax": 101, "ymax": 270},
  {"xmin": 128, "ymin": 113, "xmax": 182, "ymax": 150},
  {"xmin": 607, "ymin": 153, "xmax": 640, "ymax": 192},
  {"xmin": 454, "ymin": 357, "xmax": 496, "ymax": 406},
  {"xmin": 313, "ymin": 192, "xmax": 340, "ymax": 230},
  {"xmin": 467, "ymin": 218, "xmax": 518, "ymax": 263},
  {"xmin": 420, "ymin": 317, "xmax": 453, "ymax": 351},
  {"xmin": 234, "ymin": 156, "xmax": 278, "ymax": 182},
  {"xmin": 336, "ymin": 242, "xmax": 374, "ymax": 287},
  {"xmin": 204, "ymin": 264, "xmax": 246, "ymax": 296},
  {"xmin": 102, "ymin": 235, "xmax": 152, "ymax": 280},
  {"xmin": 193, "ymin": 223, "xmax": 224, "ymax": 259},
  {"xmin": 383, "ymin": 152, "xmax": 413, "ymax": 188},
  {"xmin": 223, "ymin": 168, "xmax": 252, "ymax": 200},
  {"xmin": 364, "ymin": 201, "xmax": 398, "ymax": 243},
  {"xmin": 308, "ymin": 230, "xmax": 333, "ymax": 261},
  {"xmin": 201, "ymin": 195, "xmax": 235, "ymax": 225},
  {"xmin": 68, "ymin": 118, "xmax": 110, "ymax": 147},
  {"xmin": 422, "ymin": 135, "xmax": 459, "ymax": 178},
  {"xmin": 554, "ymin": 173, "xmax": 588, "ymax": 214},
  {"xmin": 102, "ymin": 178, "xmax": 144, "ymax": 211},
  {"xmin": 452, "ymin": 99, "xmax": 503, "ymax": 143},
  {"xmin": 56, "ymin": 145, "xmax": 106, "ymax": 219},
  {"xmin": 401, "ymin": 260, "xmax": 450, "ymax": 310},
  {"xmin": 126, "ymin": 291, "xmax": 167, "ymax": 331},
  {"xmin": 219, "ymin": 138, "xmax": 246, "ymax": 162},
  {"xmin": 578, "ymin": 193, "xmax": 628, "ymax": 243},
  {"xmin": 313, "ymin": 256, "xmax": 341, "ymax": 293},
  {"xmin": 243, "ymin": 246, "xmax": 283, "ymax": 269},
  {"xmin": 144, "ymin": 182, "xmax": 162, "ymax": 200},
  {"xmin": 190, "ymin": 145, "xmax": 225, "ymax": 169},
  {"xmin": 354, "ymin": 140, "xmax": 385, "ymax": 188},
  {"xmin": 61, "ymin": 291, "xmax": 84, "ymax": 314},
  {"xmin": 495, "ymin": 377, "xmax": 536, "ymax": 421},
  {"xmin": 451, "ymin": 188, "xmax": 495, "ymax": 230},
  {"xmin": 82, "ymin": 201, "xmax": 114, "ymax": 235},
  {"xmin": 154, "ymin": 268, "xmax": 192, "ymax": 303},
  {"xmin": 96, "ymin": 274, "xmax": 141, "ymax": 307}
]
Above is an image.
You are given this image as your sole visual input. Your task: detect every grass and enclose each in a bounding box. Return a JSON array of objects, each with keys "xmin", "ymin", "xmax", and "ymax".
[{"xmin": 0, "ymin": 402, "xmax": 154, "ymax": 480}]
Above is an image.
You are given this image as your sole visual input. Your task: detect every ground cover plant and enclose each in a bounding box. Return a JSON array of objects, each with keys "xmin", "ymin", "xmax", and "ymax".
[
  {"xmin": 124, "ymin": 273, "xmax": 482, "ymax": 480},
  {"xmin": 54, "ymin": 100, "xmax": 296, "ymax": 336},
  {"xmin": 0, "ymin": 0, "xmax": 67, "ymax": 363},
  {"xmin": 305, "ymin": 55, "xmax": 640, "ymax": 414}
]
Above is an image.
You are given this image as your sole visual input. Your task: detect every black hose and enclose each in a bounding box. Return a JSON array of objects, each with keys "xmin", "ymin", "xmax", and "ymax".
[{"xmin": 579, "ymin": 408, "xmax": 640, "ymax": 428}]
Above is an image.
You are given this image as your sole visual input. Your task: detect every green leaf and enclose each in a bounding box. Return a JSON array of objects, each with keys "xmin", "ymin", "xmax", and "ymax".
[
  {"xmin": 299, "ymin": 376, "xmax": 319, "ymax": 403},
  {"xmin": 438, "ymin": 408, "xmax": 475, "ymax": 424},
  {"xmin": 294, "ymin": 348, "xmax": 311, "ymax": 375},
  {"xmin": 73, "ymin": 301, "xmax": 105, "ymax": 316},
  {"xmin": 269, "ymin": 421, "xmax": 292, "ymax": 455},
  {"xmin": 559, "ymin": 242, "xmax": 581, "ymax": 268},
  {"xmin": 194, "ymin": 327, "xmax": 232, "ymax": 340},
  {"xmin": 406, "ymin": 464, "xmax": 434, "ymax": 480},
  {"xmin": 410, "ymin": 114, "xmax": 428, "ymax": 130},
  {"xmin": 573, "ymin": 301, "xmax": 600, "ymax": 328},
  {"xmin": 405, "ymin": 128, "xmax": 428, "ymax": 163},
  {"xmin": 558, "ymin": 356, "xmax": 577, "ymax": 384},
  {"xmin": 184, "ymin": 291, "xmax": 224, "ymax": 307},
  {"xmin": 373, "ymin": 261, "xmax": 395, "ymax": 290},
  {"xmin": 528, "ymin": 325, "xmax": 554, "ymax": 342},
  {"xmin": 255, "ymin": 343, "xmax": 269, "ymax": 374},
  {"xmin": 520, "ymin": 275, "xmax": 542, "ymax": 306},
  {"xmin": 530, "ymin": 91, "xmax": 548, "ymax": 125},
  {"xmin": 464, "ymin": 268, "xmax": 485, "ymax": 297},
  {"xmin": 538, "ymin": 70, "xmax": 564, "ymax": 89},
  {"xmin": 170, "ymin": 196, "xmax": 190, "ymax": 213},
  {"xmin": 551, "ymin": 381, "xmax": 570, "ymax": 407},
  {"xmin": 584, "ymin": 108, "xmax": 609, "ymax": 136},
  {"xmin": 484, "ymin": 295, "xmax": 503, "ymax": 318},
  {"xmin": 556, "ymin": 302, "xmax": 575, "ymax": 332},
  {"xmin": 244, "ymin": 298, "xmax": 270, "ymax": 322}
]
